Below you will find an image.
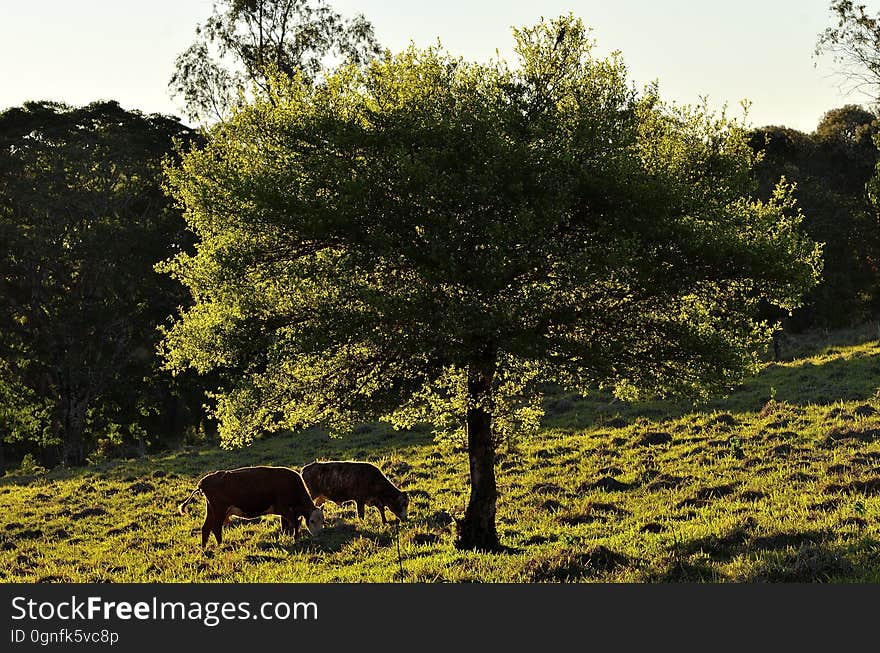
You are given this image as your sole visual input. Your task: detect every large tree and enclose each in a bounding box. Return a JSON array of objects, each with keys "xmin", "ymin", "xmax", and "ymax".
[
  {"xmin": 0, "ymin": 101, "xmax": 198, "ymax": 465},
  {"xmin": 162, "ymin": 16, "xmax": 820, "ymax": 550},
  {"xmin": 170, "ymin": 0, "xmax": 380, "ymax": 122}
]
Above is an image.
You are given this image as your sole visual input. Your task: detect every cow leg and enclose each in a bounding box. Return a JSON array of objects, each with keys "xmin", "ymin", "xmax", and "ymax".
[
  {"xmin": 377, "ymin": 505, "xmax": 388, "ymax": 525},
  {"xmin": 280, "ymin": 509, "xmax": 298, "ymax": 540},
  {"xmin": 356, "ymin": 501, "xmax": 365, "ymax": 520},
  {"xmin": 211, "ymin": 504, "xmax": 226, "ymax": 545},
  {"xmin": 201, "ymin": 505, "xmax": 214, "ymax": 549}
]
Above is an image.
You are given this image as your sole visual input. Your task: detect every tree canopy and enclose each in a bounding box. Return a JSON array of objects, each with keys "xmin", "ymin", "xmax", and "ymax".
[
  {"xmin": 162, "ymin": 16, "xmax": 821, "ymax": 549},
  {"xmin": 0, "ymin": 101, "xmax": 200, "ymax": 465}
]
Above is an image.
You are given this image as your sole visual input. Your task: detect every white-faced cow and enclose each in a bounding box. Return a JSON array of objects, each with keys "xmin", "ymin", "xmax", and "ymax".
[
  {"xmin": 301, "ymin": 460, "xmax": 409, "ymax": 525},
  {"xmin": 178, "ymin": 465, "xmax": 324, "ymax": 547}
]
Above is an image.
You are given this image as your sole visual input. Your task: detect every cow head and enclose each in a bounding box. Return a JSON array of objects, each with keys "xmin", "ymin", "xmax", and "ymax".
[
  {"xmin": 389, "ymin": 491, "xmax": 409, "ymax": 522},
  {"xmin": 306, "ymin": 507, "xmax": 325, "ymax": 535}
]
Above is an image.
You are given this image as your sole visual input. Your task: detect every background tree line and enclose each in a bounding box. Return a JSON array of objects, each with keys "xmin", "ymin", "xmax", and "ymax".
[{"xmin": 2, "ymin": 0, "xmax": 880, "ymax": 475}]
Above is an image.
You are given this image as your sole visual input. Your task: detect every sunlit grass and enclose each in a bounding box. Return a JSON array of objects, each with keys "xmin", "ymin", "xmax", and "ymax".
[{"xmin": 3, "ymin": 327, "xmax": 880, "ymax": 582}]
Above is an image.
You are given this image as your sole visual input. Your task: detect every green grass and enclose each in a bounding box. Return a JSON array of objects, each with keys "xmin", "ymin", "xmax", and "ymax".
[{"xmin": 4, "ymin": 325, "xmax": 880, "ymax": 582}]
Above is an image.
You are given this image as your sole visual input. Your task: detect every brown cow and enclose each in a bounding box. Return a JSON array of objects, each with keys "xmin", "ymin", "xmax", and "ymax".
[
  {"xmin": 301, "ymin": 460, "xmax": 409, "ymax": 525},
  {"xmin": 178, "ymin": 466, "xmax": 324, "ymax": 547}
]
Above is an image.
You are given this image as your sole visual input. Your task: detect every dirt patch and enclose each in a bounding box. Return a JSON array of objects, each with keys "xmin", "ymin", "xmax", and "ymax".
[
  {"xmin": 827, "ymin": 407, "xmax": 854, "ymax": 421},
  {"xmin": 524, "ymin": 546, "xmax": 631, "ymax": 581},
  {"xmin": 854, "ymin": 404, "xmax": 878, "ymax": 417},
  {"xmin": 538, "ymin": 499, "xmax": 564, "ymax": 512},
  {"xmin": 588, "ymin": 501, "xmax": 628, "ymax": 514},
  {"xmin": 532, "ymin": 483, "xmax": 566, "ymax": 495},
  {"xmin": 410, "ymin": 532, "xmax": 443, "ymax": 546},
  {"xmin": 851, "ymin": 452, "xmax": 880, "ymax": 465},
  {"xmin": 559, "ymin": 502, "xmax": 628, "ymax": 525},
  {"xmin": 824, "ymin": 477, "xmax": 880, "ymax": 495},
  {"xmin": 809, "ymin": 498, "xmax": 841, "ymax": 511},
  {"xmin": 602, "ymin": 416, "xmax": 629, "ymax": 429},
  {"xmin": 17, "ymin": 529, "xmax": 43, "ymax": 540},
  {"xmin": 423, "ymin": 510, "xmax": 453, "ymax": 529},
  {"xmin": 535, "ymin": 446, "xmax": 577, "ymax": 460},
  {"xmin": 578, "ymin": 477, "xmax": 635, "ymax": 493},
  {"xmin": 640, "ymin": 522, "xmax": 665, "ymax": 533},
  {"xmin": 106, "ymin": 522, "xmax": 139, "ymax": 536},
  {"xmin": 675, "ymin": 518, "xmax": 755, "ymax": 559},
  {"xmin": 751, "ymin": 530, "xmax": 825, "ymax": 550},
  {"xmin": 840, "ymin": 516, "xmax": 868, "ymax": 528},
  {"xmin": 127, "ymin": 481, "xmax": 154, "ymax": 495},
  {"xmin": 71, "ymin": 507, "xmax": 107, "ymax": 520},
  {"xmin": 388, "ymin": 461, "xmax": 412, "ymax": 476},
  {"xmin": 598, "ymin": 465, "xmax": 624, "ymax": 476},
  {"xmin": 822, "ymin": 427, "xmax": 880, "ymax": 447},
  {"xmin": 771, "ymin": 443, "xmax": 794, "ymax": 456},
  {"xmin": 650, "ymin": 559, "xmax": 720, "ymax": 582},
  {"xmin": 637, "ymin": 431, "xmax": 672, "ymax": 446},
  {"xmin": 676, "ymin": 483, "xmax": 738, "ymax": 508},
  {"xmin": 708, "ymin": 413, "xmax": 738, "ymax": 428},
  {"xmin": 739, "ymin": 490, "xmax": 766, "ymax": 502}
]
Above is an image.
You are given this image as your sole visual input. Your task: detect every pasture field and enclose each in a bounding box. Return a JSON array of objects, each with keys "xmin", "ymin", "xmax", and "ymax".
[{"xmin": 3, "ymin": 326, "xmax": 880, "ymax": 582}]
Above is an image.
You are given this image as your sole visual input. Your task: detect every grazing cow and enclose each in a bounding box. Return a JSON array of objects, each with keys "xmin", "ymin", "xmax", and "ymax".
[
  {"xmin": 301, "ymin": 460, "xmax": 409, "ymax": 524},
  {"xmin": 178, "ymin": 466, "xmax": 324, "ymax": 548}
]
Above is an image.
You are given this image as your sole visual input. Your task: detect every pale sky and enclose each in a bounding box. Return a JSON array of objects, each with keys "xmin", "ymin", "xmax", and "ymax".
[{"xmin": 0, "ymin": 0, "xmax": 867, "ymax": 131}]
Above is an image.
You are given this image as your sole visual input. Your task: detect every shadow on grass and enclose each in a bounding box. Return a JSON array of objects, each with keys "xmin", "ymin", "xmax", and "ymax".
[
  {"xmin": 665, "ymin": 523, "xmax": 868, "ymax": 581},
  {"xmin": 250, "ymin": 520, "xmax": 393, "ymax": 555}
]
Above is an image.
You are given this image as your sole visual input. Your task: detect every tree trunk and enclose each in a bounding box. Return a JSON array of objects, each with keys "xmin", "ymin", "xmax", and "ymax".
[
  {"xmin": 61, "ymin": 394, "xmax": 88, "ymax": 466},
  {"xmin": 455, "ymin": 354, "xmax": 501, "ymax": 551}
]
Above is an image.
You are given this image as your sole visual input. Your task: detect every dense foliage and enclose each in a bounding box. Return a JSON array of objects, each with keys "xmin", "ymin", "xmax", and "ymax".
[
  {"xmin": 749, "ymin": 104, "xmax": 880, "ymax": 329},
  {"xmin": 0, "ymin": 101, "xmax": 203, "ymax": 466}
]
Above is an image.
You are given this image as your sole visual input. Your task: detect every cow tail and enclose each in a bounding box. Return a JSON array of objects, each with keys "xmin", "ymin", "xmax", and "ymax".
[{"xmin": 177, "ymin": 483, "xmax": 202, "ymax": 516}]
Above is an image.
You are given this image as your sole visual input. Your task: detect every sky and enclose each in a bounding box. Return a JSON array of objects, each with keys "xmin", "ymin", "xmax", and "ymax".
[{"xmin": 0, "ymin": 0, "xmax": 868, "ymax": 131}]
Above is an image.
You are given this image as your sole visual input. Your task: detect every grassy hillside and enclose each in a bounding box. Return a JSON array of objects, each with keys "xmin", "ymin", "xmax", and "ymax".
[{"xmin": 3, "ymin": 326, "xmax": 880, "ymax": 582}]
